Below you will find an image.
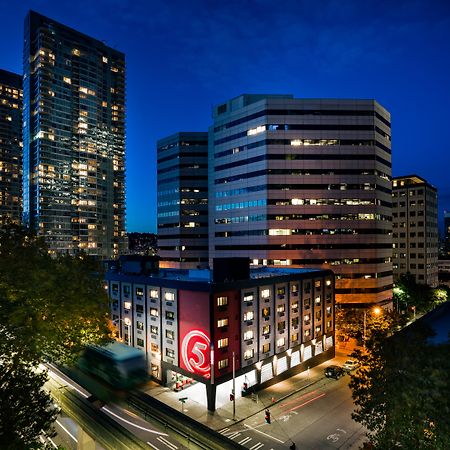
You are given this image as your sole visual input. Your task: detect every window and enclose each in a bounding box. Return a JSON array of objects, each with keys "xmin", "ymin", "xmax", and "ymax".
[
  {"xmin": 262, "ymin": 307, "xmax": 270, "ymax": 317},
  {"xmin": 316, "ymin": 311, "xmax": 322, "ymax": 320},
  {"xmin": 277, "ymin": 338, "xmax": 285, "ymax": 347},
  {"xmin": 315, "ymin": 325, "xmax": 322, "ymax": 334},
  {"xmin": 315, "ymin": 280, "xmax": 321, "ymax": 288},
  {"xmin": 244, "ymin": 349, "xmax": 254, "ymax": 360},
  {"xmin": 137, "ymin": 321, "xmax": 144, "ymax": 330},
  {"xmin": 217, "ymin": 318, "xmax": 229, "ymax": 328},
  {"xmin": 326, "ymin": 279, "xmax": 332, "ymax": 287},
  {"xmin": 261, "ymin": 288, "xmax": 270, "ymax": 299},
  {"xmin": 262, "ymin": 325, "xmax": 270, "ymax": 335},
  {"xmin": 243, "ymin": 311, "xmax": 254, "ymax": 321},
  {"xmin": 315, "ymin": 296, "xmax": 321, "ymax": 305},
  {"xmin": 218, "ymin": 338, "xmax": 229, "ymax": 348},
  {"xmin": 262, "ymin": 343, "xmax": 271, "ymax": 353},
  {"xmin": 277, "ymin": 304, "xmax": 285, "ymax": 314},
  {"xmin": 277, "ymin": 321, "xmax": 286, "ymax": 331},
  {"xmin": 166, "ymin": 348, "xmax": 175, "ymax": 358},
  {"xmin": 150, "ymin": 289, "xmax": 158, "ymax": 299},
  {"xmin": 244, "ymin": 330, "xmax": 254, "ymax": 340},
  {"xmin": 292, "ymin": 317, "xmax": 299, "ymax": 327},
  {"xmin": 326, "ymin": 306, "xmax": 332, "ymax": 315},
  {"xmin": 150, "ymin": 325, "xmax": 158, "ymax": 334},
  {"xmin": 166, "ymin": 311, "xmax": 175, "ymax": 321},
  {"xmin": 291, "ymin": 284, "xmax": 299, "ymax": 295},
  {"xmin": 136, "ymin": 287, "xmax": 144, "ymax": 297},
  {"xmin": 218, "ymin": 358, "xmax": 229, "ymax": 369},
  {"xmin": 304, "ymin": 298, "xmax": 311, "ymax": 309},
  {"xmin": 304, "ymin": 314, "xmax": 310, "ymax": 323},
  {"xmin": 243, "ymin": 293, "xmax": 254, "ymax": 302},
  {"xmin": 165, "ymin": 292, "xmax": 175, "ymax": 301},
  {"xmin": 305, "ymin": 329, "xmax": 311, "ymax": 337},
  {"xmin": 292, "ymin": 302, "xmax": 298, "ymax": 312},
  {"xmin": 136, "ymin": 304, "xmax": 144, "ymax": 313},
  {"xmin": 151, "ymin": 343, "xmax": 159, "ymax": 353},
  {"xmin": 277, "ymin": 287, "xmax": 285, "ymax": 297},
  {"xmin": 123, "ymin": 285, "xmax": 131, "ymax": 296},
  {"xmin": 304, "ymin": 282, "xmax": 311, "ymax": 293},
  {"xmin": 137, "ymin": 338, "xmax": 144, "ymax": 347},
  {"xmin": 112, "ymin": 283, "xmax": 119, "ymax": 294},
  {"xmin": 166, "ymin": 329, "xmax": 175, "ymax": 340},
  {"xmin": 150, "ymin": 308, "xmax": 159, "ymax": 317},
  {"xmin": 291, "ymin": 333, "xmax": 299, "ymax": 342},
  {"xmin": 124, "ymin": 301, "xmax": 131, "ymax": 310},
  {"xmin": 63, "ymin": 76, "xmax": 71, "ymax": 84},
  {"xmin": 217, "ymin": 296, "xmax": 228, "ymax": 306}
]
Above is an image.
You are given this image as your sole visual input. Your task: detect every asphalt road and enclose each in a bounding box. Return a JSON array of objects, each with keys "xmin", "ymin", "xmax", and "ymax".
[{"xmin": 219, "ymin": 373, "xmax": 366, "ymax": 450}]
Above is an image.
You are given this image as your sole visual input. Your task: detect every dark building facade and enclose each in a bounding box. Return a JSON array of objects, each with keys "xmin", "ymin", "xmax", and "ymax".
[
  {"xmin": 23, "ymin": 11, "xmax": 126, "ymax": 257},
  {"xmin": 209, "ymin": 94, "xmax": 393, "ymax": 307},
  {"xmin": 0, "ymin": 69, "xmax": 22, "ymax": 224},
  {"xmin": 157, "ymin": 132, "xmax": 208, "ymax": 268},
  {"xmin": 392, "ymin": 175, "xmax": 438, "ymax": 287},
  {"xmin": 106, "ymin": 257, "xmax": 335, "ymax": 410}
]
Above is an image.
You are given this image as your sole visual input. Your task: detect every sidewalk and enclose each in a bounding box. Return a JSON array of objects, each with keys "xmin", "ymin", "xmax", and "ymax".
[{"xmin": 141, "ymin": 346, "xmax": 355, "ymax": 431}]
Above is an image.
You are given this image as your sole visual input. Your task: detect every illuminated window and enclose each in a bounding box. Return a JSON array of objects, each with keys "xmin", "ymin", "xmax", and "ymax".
[
  {"xmin": 166, "ymin": 348, "xmax": 175, "ymax": 358},
  {"xmin": 150, "ymin": 289, "xmax": 158, "ymax": 299},
  {"xmin": 262, "ymin": 343, "xmax": 271, "ymax": 353},
  {"xmin": 315, "ymin": 296, "xmax": 321, "ymax": 305},
  {"xmin": 151, "ymin": 343, "xmax": 159, "ymax": 353},
  {"xmin": 63, "ymin": 77, "xmax": 71, "ymax": 84},
  {"xmin": 277, "ymin": 287, "xmax": 286, "ymax": 297},
  {"xmin": 243, "ymin": 311, "xmax": 254, "ymax": 321},
  {"xmin": 292, "ymin": 302, "xmax": 298, "ymax": 312},
  {"xmin": 218, "ymin": 338, "xmax": 229, "ymax": 349},
  {"xmin": 136, "ymin": 287, "xmax": 144, "ymax": 297},
  {"xmin": 247, "ymin": 125, "xmax": 266, "ymax": 136},
  {"xmin": 217, "ymin": 296, "xmax": 228, "ymax": 306},
  {"xmin": 137, "ymin": 321, "xmax": 144, "ymax": 330},
  {"xmin": 277, "ymin": 321, "xmax": 285, "ymax": 331},
  {"xmin": 262, "ymin": 307, "xmax": 270, "ymax": 317},
  {"xmin": 124, "ymin": 302, "xmax": 131, "ymax": 310},
  {"xmin": 277, "ymin": 304, "xmax": 285, "ymax": 314},
  {"xmin": 277, "ymin": 338, "xmax": 285, "ymax": 347},
  {"xmin": 166, "ymin": 329, "xmax": 175, "ymax": 340},
  {"xmin": 72, "ymin": 49, "xmax": 80, "ymax": 56},
  {"xmin": 292, "ymin": 333, "xmax": 299, "ymax": 342},
  {"xmin": 150, "ymin": 308, "xmax": 158, "ymax": 317},
  {"xmin": 326, "ymin": 279, "xmax": 332, "ymax": 286},
  {"xmin": 262, "ymin": 325, "xmax": 270, "ymax": 335},
  {"xmin": 217, "ymin": 318, "xmax": 229, "ymax": 328},
  {"xmin": 218, "ymin": 358, "xmax": 229, "ymax": 369},
  {"xmin": 244, "ymin": 349, "xmax": 254, "ymax": 360},
  {"xmin": 150, "ymin": 325, "xmax": 158, "ymax": 334},
  {"xmin": 102, "ymin": 56, "xmax": 108, "ymax": 63},
  {"xmin": 261, "ymin": 289, "xmax": 270, "ymax": 299},
  {"xmin": 243, "ymin": 330, "xmax": 253, "ymax": 341},
  {"xmin": 166, "ymin": 311, "xmax": 175, "ymax": 321},
  {"xmin": 243, "ymin": 293, "xmax": 254, "ymax": 302},
  {"xmin": 164, "ymin": 291, "xmax": 175, "ymax": 301},
  {"xmin": 315, "ymin": 280, "xmax": 321, "ymax": 288}
]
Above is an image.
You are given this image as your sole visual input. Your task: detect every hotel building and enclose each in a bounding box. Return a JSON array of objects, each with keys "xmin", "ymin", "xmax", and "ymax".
[
  {"xmin": 0, "ymin": 69, "xmax": 22, "ymax": 224},
  {"xmin": 23, "ymin": 11, "xmax": 126, "ymax": 257},
  {"xmin": 106, "ymin": 257, "xmax": 335, "ymax": 411},
  {"xmin": 208, "ymin": 94, "xmax": 393, "ymax": 307},
  {"xmin": 392, "ymin": 175, "xmax": 438, "ymax": 287},
  {"xmin": 157, "ymin": 132, "xmax": 209, "ymax": 268}
]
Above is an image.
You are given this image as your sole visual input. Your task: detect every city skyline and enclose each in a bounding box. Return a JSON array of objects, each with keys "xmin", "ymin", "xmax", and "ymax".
[{"xmin": 1, "ymin": 0, "xmax": 450, "ymax": 232}]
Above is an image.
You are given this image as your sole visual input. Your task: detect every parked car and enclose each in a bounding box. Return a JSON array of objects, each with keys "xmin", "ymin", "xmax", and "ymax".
[
  {"xmin": 324, "ymin": 365, "xmax": 345, "ymax": 379},
  {"xmin": 343, "ymin": 359, "xmax": 360, "ymax": 372}
]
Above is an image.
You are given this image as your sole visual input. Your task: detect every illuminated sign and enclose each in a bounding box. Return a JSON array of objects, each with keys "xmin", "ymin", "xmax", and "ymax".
[{"xmin": 181, "ymin": 330, "xmax": 211, "ymax": 378}]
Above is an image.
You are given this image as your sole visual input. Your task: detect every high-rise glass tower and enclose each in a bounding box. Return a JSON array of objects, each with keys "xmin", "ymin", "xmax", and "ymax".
[
  {"xmin": 209, "ymin": 94, "xmax": 392, "ymax": 307},
  {"xmin": 0, "ymin": 69, "xmax": 22, "ymax": 224},
  {"xmin": 23, "ymin": 11, "xmax": 126, "ymax": 257}
]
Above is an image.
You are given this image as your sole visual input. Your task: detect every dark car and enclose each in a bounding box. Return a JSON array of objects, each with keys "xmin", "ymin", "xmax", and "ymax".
[{"xmin": 324, "ymin": 365, "xmax": 345, "ymax": 379}]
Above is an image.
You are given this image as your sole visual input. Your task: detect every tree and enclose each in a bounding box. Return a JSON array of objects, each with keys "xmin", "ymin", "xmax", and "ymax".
[
  {"xmin": 0, "ymin": 353, "xmax": 57, "ymax": 449},
  {"xmin": 0, "ymin": 223, "xmax": 112, "ymax": 364},
  {"xmin": 349, "ymin": 321, "xmax": 450, "ymax": 449},
  {"xmin": 0, "ymin": 223, "xmax": 113, "ymax": 447}
]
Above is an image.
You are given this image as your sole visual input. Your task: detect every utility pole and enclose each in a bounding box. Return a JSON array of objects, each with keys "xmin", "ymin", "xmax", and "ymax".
[
  {"xmin": 232, "ymin": 351, "xmax": 236, "ymax": 420},
  {"xmin": 363, "ymin": 310, "xmax": 366, "ymax": 351}
]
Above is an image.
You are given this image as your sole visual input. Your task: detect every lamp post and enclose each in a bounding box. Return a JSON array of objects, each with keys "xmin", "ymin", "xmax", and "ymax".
[{"xmin": 232, "ymin": 351, "xmax": 236, "ymax": 420}]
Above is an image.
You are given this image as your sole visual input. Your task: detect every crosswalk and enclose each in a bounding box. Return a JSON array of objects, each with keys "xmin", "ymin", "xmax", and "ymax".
[{"xmin": 219, "ymin": 427, "xmax": 272, "ymax": 450}]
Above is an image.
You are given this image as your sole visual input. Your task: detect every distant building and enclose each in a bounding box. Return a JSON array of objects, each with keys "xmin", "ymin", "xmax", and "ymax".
[
  {"xmin": 22, "ymin": 11, "xmax": 126, "ymax": 257},
  {"xmin": 444, "ymin": 211, "xmax": 450, "ymax": 257},
  {"xmin": 392, "ymin": 175, "xmax": 438, "ymax": 287},
  {"xmin": 157, "ymin": 132, "xmax": 208, "ymax": 269},
  {"xmin": 0, "ymin": 69, "xmax": 22, "ymax": 224},
  {"xmin": 106, "ymin": 257, "xmax": 335, "ymax": 411},
  {"xmin": 209, "ymin": 94, "xmax": 392, "ymax": 307},
  {"xmin": 127, "ymin": 232, "xmax": 157, "ymax": 255}
]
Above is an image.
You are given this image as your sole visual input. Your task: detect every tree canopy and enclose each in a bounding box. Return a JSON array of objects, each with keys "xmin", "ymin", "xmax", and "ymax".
[
  {"xmin": 349, "ymin": 319, "xmax": 450, "ymax": 449},
  {"xmin": 0, "ymin": 223, "xmax": 113, "ymax": 448}
]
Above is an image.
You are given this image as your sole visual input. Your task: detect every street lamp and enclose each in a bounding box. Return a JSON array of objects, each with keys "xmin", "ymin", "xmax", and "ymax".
[{"xmin": 363, "ymin": 306, "xmax": 382, "ymax": 351}]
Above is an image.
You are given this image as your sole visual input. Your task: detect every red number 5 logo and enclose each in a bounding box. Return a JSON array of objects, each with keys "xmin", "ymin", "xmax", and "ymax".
[{"xmin": 181, "ymin": 330, "xmax": 210, "ymax": 378}]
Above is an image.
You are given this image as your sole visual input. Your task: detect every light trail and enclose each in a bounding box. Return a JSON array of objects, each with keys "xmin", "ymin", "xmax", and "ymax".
[
  {"xmin": 56, "ymin": 419, "xmax": 78, "ymax": 443},
  {"xmin": 279, "ymin": 389, "xmax": 319, "ymax": 409},
  {"xmin": 287, "ymin": 392, "xmax": 326, "ymax": 412}
]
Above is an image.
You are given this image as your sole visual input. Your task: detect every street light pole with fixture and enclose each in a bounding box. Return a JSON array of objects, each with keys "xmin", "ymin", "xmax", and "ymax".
[{"xmin": 363, "ymin": 306, "xmax": 381, "ymax": 351}]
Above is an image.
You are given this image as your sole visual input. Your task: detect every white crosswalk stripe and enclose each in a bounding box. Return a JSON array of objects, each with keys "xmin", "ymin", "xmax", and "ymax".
[
  {"xmin": 239, "ymin": 436, "xmax": 252, "ymax": 445},
  {"xmin": 228, "ymin": 432, "xmax": 241, "ymax": 439},
  {"xmin": 250, "ymin": 443, "xmax": 264, "ymax": 450},
  {"xmin": 219, "ymin": 427, "xmax": 230, "ymax": 434}
]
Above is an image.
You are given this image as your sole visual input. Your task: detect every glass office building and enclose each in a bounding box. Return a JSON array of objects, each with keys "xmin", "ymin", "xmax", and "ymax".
[{"xmin": 23, "ymin": 11, "xmax": 126, "ymax": 257}]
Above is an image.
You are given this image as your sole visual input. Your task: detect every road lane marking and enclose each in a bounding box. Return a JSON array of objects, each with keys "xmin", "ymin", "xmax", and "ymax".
[
  {"xmin": 102, "ymin": 407, "xmax": 168, "ymax": 435},
  {"xmin": 45, "ymin": 366, "xmax": 89, "ymax": 399},
  {"xmin": 219, "ymin": 427, "xmax": 230, "ymax": 434},
  {"xmin": 244, "ymin": 424, "xmax": 284, "ymax": 443},
  {"xmin": 147, "ymin": 442, "xmax": 160, "ymax": 450},
  {"xmin": 228, "ymin": 432, "xmax": 241, "ymax": 439},
  {"xmin": 239, "ymin": 436, "xmax": 252, "ymax": 445},
  {"xmin": 56, "ymin": 419, "xmax": 78, "ymax": 442},
  {"xmin": 157, "ymin": 436, "xmax": 178, "ymax": 449},
  {"xmin": 47, "ymin": 437, "xmax": 58, "ymax": 449},
  {"xmin": 250, "ymin": 443, "xmax": 264, "ymax": 450},
  {"xmin": 287, "ymin": 392, "xmax": 326, "ymax": 412}
]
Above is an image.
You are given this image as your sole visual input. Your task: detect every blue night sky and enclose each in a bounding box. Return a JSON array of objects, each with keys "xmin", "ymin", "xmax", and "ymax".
[{"xmin": 1, "ymin": 0, "xmax": 449, "ymax": 233}]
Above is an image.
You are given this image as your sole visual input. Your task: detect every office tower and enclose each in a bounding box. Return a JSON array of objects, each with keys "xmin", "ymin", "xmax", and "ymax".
[
  {"xmin": 209, "ymin": 94, "xmax": 392, "ymax": 307},
  {"xmin": 0, "ymin": 69, "xmax": 22, "ymax": 224},
  {"xmin": 157, "ymin": 132, "xmax": 208, "ymax": 268},
  {"xmin": 23, "ymin": 11, "xmax": 126, "ymax": 257},
  {"xmin": 392, "ymin": 175, "xmax": 438, "ymax": 287},
  {"xmin": 444, "ymin": 211, "xmax": 450, "ymax": 258}
]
